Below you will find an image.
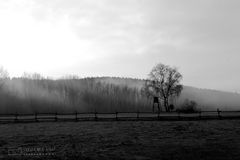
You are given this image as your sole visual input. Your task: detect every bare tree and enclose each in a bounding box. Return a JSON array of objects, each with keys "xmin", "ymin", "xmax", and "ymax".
[
  {"xmin": 21, "ymin": 72, "xmax": 44, "ymax": 80},
  {"xmin": 145, "ymin": 63, "xmax": 183, "ymax": 112}
]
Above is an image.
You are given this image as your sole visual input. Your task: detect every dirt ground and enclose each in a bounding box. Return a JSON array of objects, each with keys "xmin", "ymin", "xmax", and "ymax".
[{"xmin": 0, "ymin": 120, "xmax": 240, "ymax": 160}]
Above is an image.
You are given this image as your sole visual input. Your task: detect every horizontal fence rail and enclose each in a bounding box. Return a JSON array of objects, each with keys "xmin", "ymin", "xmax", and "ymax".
[{"xmin": 1, "ymin": 110, "xmax": 240, "ymax": 123}]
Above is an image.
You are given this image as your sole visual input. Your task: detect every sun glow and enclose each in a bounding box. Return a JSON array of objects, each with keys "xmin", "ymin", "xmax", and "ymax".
[{"xmin": 0, "ymin": 4, "xmax": 95, "ymax": 78}]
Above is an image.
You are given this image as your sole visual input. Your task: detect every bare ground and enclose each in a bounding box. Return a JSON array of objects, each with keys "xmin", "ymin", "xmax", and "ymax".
[{"xmin": 0, "ymin": 120, "xmax": 240, "ymax": 160}]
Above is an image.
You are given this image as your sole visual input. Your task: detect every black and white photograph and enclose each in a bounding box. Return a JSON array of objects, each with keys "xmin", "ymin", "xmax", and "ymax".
[{"xmin": 0, "ymin": 0, "xmax": 240, "ymax": 159}]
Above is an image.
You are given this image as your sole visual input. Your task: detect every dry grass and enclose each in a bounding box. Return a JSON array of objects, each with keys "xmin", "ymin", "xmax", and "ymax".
[{"xmin": 0, "ymin": 120, "xmax": 240, "ymax": 160}]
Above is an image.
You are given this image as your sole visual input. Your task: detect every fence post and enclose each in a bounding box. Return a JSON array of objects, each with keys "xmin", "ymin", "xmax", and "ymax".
[
  {"xmin": 116, "ymin": 112, "xmax": 118, "ymax": 121},
  {"xmin": 217, "ymin": 108, "xmax": 222, "ymax": 119},
  {"xmin": 137, "ymin": 111, "xmax": 139, "ymax": 120},
  {"xmin": 75, "ymin": 112, "xmax": 78, "ymax": 122},
  {"xmin": 95, "ymin": 111, "xmax": 98, "ymax": 121},
  {"xmin": 35, "ymin": 113, "xmax": 38, "ymax": 122},
  {"xmin": 199, "ymin": 111, "xmax": 202, "ymax": 119},
  {"xmin": 55, "ymin": 112, "xmax": 58, "ymax": 122},
  {"xmin": 15, "ymin": 113, "xmax": 18, "ymax": 122},
  {"xmin": 157, "ymin": 111, "xmax": 160, "ymax": 120}
]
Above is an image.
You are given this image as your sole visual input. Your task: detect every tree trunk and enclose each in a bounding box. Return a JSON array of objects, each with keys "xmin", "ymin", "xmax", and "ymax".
[{"xmin": 164, "ymin": 98, "xmax": 169, "ymax": 112}]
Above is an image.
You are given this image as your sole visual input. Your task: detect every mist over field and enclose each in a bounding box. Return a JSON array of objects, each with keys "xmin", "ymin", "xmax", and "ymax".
[{"xmin": 0, "ymin": 77, "xmax": 239, "ymax": 114}]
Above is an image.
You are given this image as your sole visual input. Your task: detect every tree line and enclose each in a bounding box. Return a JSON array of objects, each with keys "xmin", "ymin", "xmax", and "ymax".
[
  {"xmin": 0, "ymin": 63, "xmax": 186, "ymax": 113},
  {"xmin": 0, "ymin": 73, "xmax": 150, "ymax": 113}
]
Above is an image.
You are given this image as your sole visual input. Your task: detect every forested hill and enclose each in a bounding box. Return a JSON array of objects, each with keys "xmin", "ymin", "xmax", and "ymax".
[
  {"xmin": 95, "ymin": 77, "xmax": 240, "ymax": 110},
  {"xmin": 0, "ymin": 76, "xmax": 239, "ymax": 113}
]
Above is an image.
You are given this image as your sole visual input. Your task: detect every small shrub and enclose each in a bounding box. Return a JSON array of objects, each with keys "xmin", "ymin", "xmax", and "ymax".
[
  {"xmin": 176, "ymin": 99, "xmax": 200, "ymax": 113},
  {"xmin": 169, "ymin": 104, "xmax": 175, "ymax": 111}
]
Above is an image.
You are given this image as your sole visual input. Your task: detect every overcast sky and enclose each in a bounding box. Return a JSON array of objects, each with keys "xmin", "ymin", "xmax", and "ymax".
[{"xmin": 0, "ymin": 0, "xmax": 240, "ymax": 92}]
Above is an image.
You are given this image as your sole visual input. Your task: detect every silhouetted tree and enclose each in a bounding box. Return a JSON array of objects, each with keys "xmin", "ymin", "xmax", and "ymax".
[
  {"xmin": 145, "ymin": 63, "xmax": 183, "ymax": 112},
  {"xmin": 21, "ymin": 72, "xmax": 44, "ymax": 80}
]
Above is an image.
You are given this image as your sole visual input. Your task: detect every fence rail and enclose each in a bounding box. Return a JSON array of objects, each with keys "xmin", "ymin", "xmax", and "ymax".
[{"xmin": 1, "ymin": 109, "xmax": 240, "ymax": 123}]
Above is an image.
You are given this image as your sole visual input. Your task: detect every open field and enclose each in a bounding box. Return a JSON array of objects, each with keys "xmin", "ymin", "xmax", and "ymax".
[{"xmin": 0, "ymin": 120, "xmax": 240, "ymax": 160}]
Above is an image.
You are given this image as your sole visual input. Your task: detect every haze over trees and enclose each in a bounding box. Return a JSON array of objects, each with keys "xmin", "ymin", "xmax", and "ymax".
[
  {"xmin": 0, "ymin": 65, "xmax": 239, "ymax": 114},
  {"xmin": 0, "ymin": 66, "xmax": 9, "ymax": 88},
  {"xmin": 0, "ymin": 74, "xmax": 149, "ymax": 114}
]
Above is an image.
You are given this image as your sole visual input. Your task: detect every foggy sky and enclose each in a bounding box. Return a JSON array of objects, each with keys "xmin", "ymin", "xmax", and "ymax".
[{"xmin": 0, "ymin": 0, "xmax": 240, "ymax": 92}]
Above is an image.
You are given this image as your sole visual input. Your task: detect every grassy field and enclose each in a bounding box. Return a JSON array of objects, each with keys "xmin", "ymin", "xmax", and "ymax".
[{"xmin": 0, "ymin": 120, "xmax": 240, "ymax": 160}]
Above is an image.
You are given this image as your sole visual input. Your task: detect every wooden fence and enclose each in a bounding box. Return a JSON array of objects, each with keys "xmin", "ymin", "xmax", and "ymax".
[{"xmin": 1, "ymin": 109, "xmax": 240, "ymax": 123}]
